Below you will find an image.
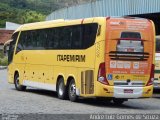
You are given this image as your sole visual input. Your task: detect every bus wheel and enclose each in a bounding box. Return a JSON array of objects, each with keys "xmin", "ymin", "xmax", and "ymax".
[
  {"xmin": 14, "ymin": 73, "xmax": 26, "ymax": 91},
  {"xmin": 113, "ymin": 98, "xmax": 127, "ymax": 105},
  {"xmin": 68, "ymin": 79, "xmax": 77, "ymax": 102},
  {"xmin": 57, "ymin": 78, "xmax": 67, "ymax": 100}
]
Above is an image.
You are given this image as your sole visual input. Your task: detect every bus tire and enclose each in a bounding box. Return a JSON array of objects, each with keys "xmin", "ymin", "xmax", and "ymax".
[
  {"xmin": 14, "ymin": 73, "xmax": 26, "ymax": 91},
  {"xmin": 57, "ymin": 77, "xmax": 67, "ymax": 100},
  {"xmin": 68, "ymin": 79, "xmax": 77, "ymax": 102},
  {"xmin": 113, "ymin": 98, "xmax": 126, "ymax": 105}
]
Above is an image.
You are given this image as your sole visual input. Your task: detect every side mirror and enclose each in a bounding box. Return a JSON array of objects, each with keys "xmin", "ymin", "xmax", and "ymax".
[
  {"xmin": 3, "ymin": 45, "xmax": 6, "ymax": 55},
  {"xmin": 3, "ymin": 40, "xmax": 12, "ymax": 56}
]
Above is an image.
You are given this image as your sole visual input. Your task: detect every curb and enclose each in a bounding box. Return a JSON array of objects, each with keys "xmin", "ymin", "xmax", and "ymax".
[{"xmin": 0, "ymin": 66, "xmax": 7, "ymax": 70}]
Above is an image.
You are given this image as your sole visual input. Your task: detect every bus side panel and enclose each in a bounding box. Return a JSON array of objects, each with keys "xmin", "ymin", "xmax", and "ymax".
[
  {"xmin": 22, "ymin": 51, "xmax": 56, "ymax": 91},
  {"xmin": 94, "ymin": 41, "xmax": 114, "ymax": 97},
  {"xmin": 92, "ymin": 19, "xmax": 113, "ymax": 97},
  {"xmin": 154, "ymin": 53, "xmax": 160, "ymax": 88},
  {"xmin": 8, "ymin": 62, "xmax": 16, "ymax": 84},
  {"xmin": 53, "ymin": 47, "xmax": 96, "ymax": 97}
]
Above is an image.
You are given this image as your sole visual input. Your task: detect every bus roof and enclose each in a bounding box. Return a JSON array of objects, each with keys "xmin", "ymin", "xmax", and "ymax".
[
  {"xmin": 14, "ymin": 17, "xmax": 151, "ymax": 33},
  {"xmin": 15, "ymin": 19, "xmax": 65, "ymax": 32}
]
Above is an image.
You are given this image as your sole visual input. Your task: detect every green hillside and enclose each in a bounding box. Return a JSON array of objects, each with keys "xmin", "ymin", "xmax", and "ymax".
[
  {"xmin": 0, "ymin": 0, "xmax": 60, "ymax": 27},
  {"xmin": 0, "ymin": 0, "xmax": 89, "ymax": 27}
]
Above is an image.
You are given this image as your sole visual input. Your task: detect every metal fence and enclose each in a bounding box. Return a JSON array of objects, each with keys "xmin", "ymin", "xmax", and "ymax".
[{"xmin": 46, "ymin": 0, "xmax": 160, "ymax": 20}]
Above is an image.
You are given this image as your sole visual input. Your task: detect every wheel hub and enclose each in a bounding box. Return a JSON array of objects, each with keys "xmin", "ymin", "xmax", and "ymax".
[
  {"xmin": 16, "ymin": 77, "xmax": 20, "ymax": 86},
  {"xmin": 70, "ymin": 84, "xmax": 76, "ymax": 97}
]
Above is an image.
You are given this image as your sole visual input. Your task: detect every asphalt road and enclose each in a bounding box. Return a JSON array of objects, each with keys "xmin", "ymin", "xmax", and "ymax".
[{"xmin": 0, "ymin": 69, "xmax": 160, "ymax": 116}]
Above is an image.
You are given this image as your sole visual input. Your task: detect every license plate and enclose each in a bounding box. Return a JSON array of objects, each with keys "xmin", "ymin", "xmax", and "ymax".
[
  {"xmin": 124, "ymin": 89, "xmax": 133, "ymax": 93},
  {"xmin": 127, "ymin": 48, "xmax": 134, "ymax": 52}
]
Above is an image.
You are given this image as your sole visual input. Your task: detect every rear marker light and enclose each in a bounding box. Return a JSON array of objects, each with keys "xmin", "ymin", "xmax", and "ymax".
[
  {"xmin": 146, "ymin": 64, "xmax": 155, "ymax": 86},
  {"xmin": 97, "ymin": 62, "xmax": 109, "ymax": 85}
]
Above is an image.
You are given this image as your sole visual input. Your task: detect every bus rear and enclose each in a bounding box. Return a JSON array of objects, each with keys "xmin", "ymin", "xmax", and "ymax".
[{"xmin": 97, "ymin": 17, "xmax": 155, "ymax": 100}]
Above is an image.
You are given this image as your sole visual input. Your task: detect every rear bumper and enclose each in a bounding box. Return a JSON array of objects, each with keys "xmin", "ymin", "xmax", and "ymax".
[
  {"xmin": 114, "ymin": 86, "xmax": 144, "ymax": 98},
  {"xmin": 96, "ymin": 83, "xmax": 153, "ymax": 98}
]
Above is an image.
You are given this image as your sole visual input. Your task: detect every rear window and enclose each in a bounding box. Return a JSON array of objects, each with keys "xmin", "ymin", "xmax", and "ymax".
[{"xmin": 121, "ymin": 32, "xmax": 141, "ymax": 38}]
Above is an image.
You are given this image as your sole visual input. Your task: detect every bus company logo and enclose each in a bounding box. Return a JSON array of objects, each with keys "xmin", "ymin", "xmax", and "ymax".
[
  {"xmin": 110, "ymin": 61, "xmax": 117, "ymax": 68},
  {"xmin": 57, "ymin": 55, "xmax": 85, "ymax": 62}
]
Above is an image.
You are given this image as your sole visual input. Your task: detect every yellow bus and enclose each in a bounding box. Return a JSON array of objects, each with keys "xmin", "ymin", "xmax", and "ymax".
[
  {"xmin": 154, "ymin": 36, "xmax": 160, "ymax": 89},
  {"xmin": 7, "ymin": 17, "xmax": 155, "ymax": 104}
]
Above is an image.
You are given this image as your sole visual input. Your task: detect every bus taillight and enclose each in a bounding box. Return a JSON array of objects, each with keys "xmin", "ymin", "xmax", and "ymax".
[
  {"xmin": 141, "ymin": 41, "xmax": 144, "ymax": 46},
  {"xmin": 98, "ymin": 62, "xmax": 109, "ymax": 85},
  {"xmin": 146, "ymin": 64, "xmax": 155, "ymax": 86}
]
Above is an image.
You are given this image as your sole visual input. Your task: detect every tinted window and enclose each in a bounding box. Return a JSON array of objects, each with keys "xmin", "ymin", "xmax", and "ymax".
[
  {"xmin": 33, "ymin": 30, "xmax": 45, "ymax": 49},
  {"xmin": 53, "ymin": 28, "xmax": 60, "ymax": 49},
  {"xmin": 45, "ymin": 23, "xmax": 97, "ymax": 50},
  {"xmin": 59, "ymin": 27, "xmax": 72, "ymax": 49},
  {"xmin": 17, "ymin": 31, "xmax": 27, "ymax": 51},
  {"xmin": 45, "ymin": 27, "xmax": 60, "ymax": 49},
  {"xmin": 121, "ymin": 32, "xmax": 141, "ymax": 38},
  {"xmin": 82, "ymin": 23, "xmax": 98, "ymax": 49},
  {"xmin": 17, "ymin": 23, "xmax": 98, "ymax": 50},
  {"xmin": 45, "ymin": 28, "xmax": 55, "ymax": 49},
  {"xmin": 25, "ymin": 31, "xmax": 33, "ymax": 49},
  {"xmin": 71, "ymin": 25, "xmax": 82, "ymax": 49},
  {"xmin": 18, "ymin": 30, "xmax": 45, "ymax": 50}
]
